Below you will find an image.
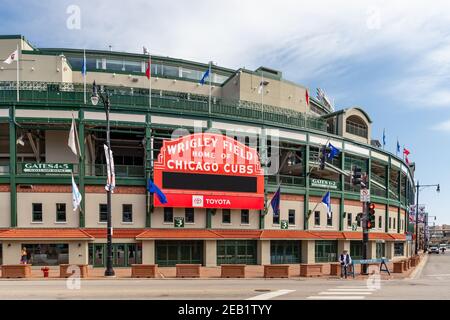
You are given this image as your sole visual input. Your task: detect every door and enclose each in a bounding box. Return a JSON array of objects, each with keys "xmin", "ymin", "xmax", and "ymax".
[
  {"xmin": 114, "ymin": 244, "xmax": 126, "ymax": 267},
  {"xmin": 93, "ymin": 244, "xmax": 105, "ymax": 267}
]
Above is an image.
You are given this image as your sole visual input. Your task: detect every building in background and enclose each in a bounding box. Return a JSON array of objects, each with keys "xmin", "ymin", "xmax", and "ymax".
[{"xmin": 0, "ymin": 35, "xmax": 415, "ymax": 269}]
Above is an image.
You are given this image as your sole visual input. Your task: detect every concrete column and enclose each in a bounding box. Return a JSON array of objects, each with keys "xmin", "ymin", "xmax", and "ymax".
[
  {"xmin": 369, "ymin": 241, "xmax": 377, "ymax": 259},
  {"xmin": 385, "ymin": 241, "xmax": 395, "ymax": 259},
  {"xmin": 301, "ymin": 240, "xmax": 315, "ymax": 264},
  {"xmin": 204, "ymin": 240, "xmax": 217, "ymax": 267},
  {"xmin": 68, "ymin": 241, "xmax": 89, "ymax": 265},
  {"xmin": 142, "ymin": 240, "xmax": 155, "ymax": 264},
  {"xmin": 257, "ymin": 240, "xmax": 271, "ymax": 265},
  {"xmin": 2, "ymin": 242, "xmax": 21, "ymax": 264},
  {"xmin": 338, "ymin": 240, "xmax": 350, "ymax": 255}
]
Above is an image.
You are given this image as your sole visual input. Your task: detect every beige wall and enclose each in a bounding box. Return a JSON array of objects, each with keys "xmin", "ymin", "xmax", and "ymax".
[
  {"xmin": 2, "ymin": 240, "xmax": 89, "ymax": 265},
  {"xmin": 257, "ymin": 240, "xmax": 270, "ymax": 265},
  {"xmin": 209, "ymin": 208, "xmax": 259, "ymax": 230},
  {"xmin": 341, "ymin": 108, "xmax": 372, "ymax": 144},
  {"xmin": 151, "ymin": 207, "xmax": 207, "ymax": 229},
  {"xmin": 204, "ymin": 240, "xmax": 217, "ymax": 267},
  {"xmin": 84, "ymin": 194, "xmax": 146, "ymax": 228},
  {"xmin": 45, "ymin": 130, "xmax": 78, "ymax": 163},
  {"xmin": 0, "ymin": 192, "xmax": 10, "ymax": 227},
  {"xmin": 302, "ymin": 240, "xmax": 315, "ymax": 264},
  {"xmin": 264, "ymin": 200, "xmax": 304, "ymax": 230},
  {"xmin": 142, "ymin": 240, "xmax": 155, "ymax": 264},
  {"xmin": 308, "ymin": 202, "xmax": 339, "ymax": 230},
  {"xmin": 343, "ymin": 205, "xmax": 363, "ymax": 232},
  {"xmin": 72, "ymin": 71, "xmax": 222, "ymax": 98},
  {"xmin": 17, "ymin": 193, "xmax": 79, "ymax": 228}
]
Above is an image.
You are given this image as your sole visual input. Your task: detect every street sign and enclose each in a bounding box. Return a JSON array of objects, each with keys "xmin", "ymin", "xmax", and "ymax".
[
  {"xmin": 281, "ymin": 220, "xmax": 288, "ymax": 230},
  {"xmin": 174, "ymin": 217, "xmax": 184, "ymax": 228},
  {"xmin": 21, "ymin": 163, "xmax": 73, "ymax": 174},
  {"xmin": 360, "ymin": 188, "xmax": 370, "ymax": 202}
]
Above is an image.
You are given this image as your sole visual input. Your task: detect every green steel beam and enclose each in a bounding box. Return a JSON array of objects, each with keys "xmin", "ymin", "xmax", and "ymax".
[
  {"xmin": 304, "ymin": 142, "xmax": 310, "ymax": 230},
  {"xmin": 78, "ymin": 109, "xmax": 85, "ymax": 228},
  {"xmin": 9, "ymin": 105, "xmax": 17, "ymax": 227},
  {"xmin": 145, "ymin": 113, "xmax": 152, "ymax": 228}
]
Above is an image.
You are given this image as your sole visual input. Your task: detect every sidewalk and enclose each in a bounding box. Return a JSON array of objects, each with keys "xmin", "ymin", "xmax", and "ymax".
[{"xmin": 0, "ymin": 260, "xmax": 422, "ymax": 280}]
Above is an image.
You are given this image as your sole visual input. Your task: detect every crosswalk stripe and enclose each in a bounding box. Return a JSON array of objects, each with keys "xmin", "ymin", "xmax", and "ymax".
[
  {"xmin": 328, "ymin": 288, "xmax": 376, "ymax": 292},
  {"xmin": 318, "ymin": 292, "xmax": 372, "ymax": 295},
  {"xmin": 246, "ymin": 289, "xmax": 295, "ymax": 300},
  {"xmin": 307, "ymin": 296, "xmax": 365, "ymax": 300}
]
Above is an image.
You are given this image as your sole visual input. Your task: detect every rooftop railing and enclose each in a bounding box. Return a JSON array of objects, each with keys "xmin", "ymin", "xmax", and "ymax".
[{"xmin": 0, "ymin": 81, "xmax": 327, "ymax": 132}]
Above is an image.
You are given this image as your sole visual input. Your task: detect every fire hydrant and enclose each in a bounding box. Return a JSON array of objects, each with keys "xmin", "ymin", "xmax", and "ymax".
[{"xmin": 41, "ymin": 266, "xmax": 50, "ymax": 278}]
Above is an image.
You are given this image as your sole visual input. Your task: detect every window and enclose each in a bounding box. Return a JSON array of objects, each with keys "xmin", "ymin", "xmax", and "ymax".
[
  {"xmin": 347, "ymin": 213, "xmax": 352, "ymax": 227},
  {"xmin": 327, "ymin": 212, "xmax": 333, "ymax": 226},
  {"xmin": 25, "ymin": 244, "xmax": 68, "ymax": 266},
  {"xmin": 314, "ymin": 211, "xmax": 320, "ymax": 226},
  {"xmin": 122, "ymin": 204, "xmax": 133, "ymax": 223},
  {"xmin": 273, "ymin": 210, "xmax": 280, "ymax": 224},
  {"xmin": 241, "ymin": 209, "xmax": 249, "ymax": 224},
  {"xmin": 378, "ymin": 216, "xmax": 382, "ymax": 229},
  {"xmin": 32, "ymin": 203, "xmax": 43, "ymax": 222},
  {"xmin": 315, "ymin": 240, "xmax": 337, "ymax": 262},
  {"xmin": 394, "ymin": 242, "xmax": 404, "ymax": 256},
  {"xmin": 350, "ymin": 241, "xmax": 363, "ymax": 260},
  {"xmin": 56, "ymin": 203, "xmax": 66, "ymax": 222},
  {"xmin": 185, "ymin": 208, "xmax": 195, "ymax": 223},
  {"xmin": 164, "ymin": 207, "xmax": 173, "ymax": 223},
  {"xmin": 98, "ymin": 204, "xmax": 107, "ymax": 222},
  {"xmin": 271, "ymin": 240, "xmax": 301, "ymax": 264},
  {"xmin": 357, "ymin": 216, "xmax": 361, "ymax": 227},
  {"xmin": 345, "ymin": 115, "xmax": 368, "ymax": 138},
  {"xmin": 376, "ymin": 242, "xmax": 386, "ymax": 258},
  {"xmin": 393, "ymin": 218, "xmax": 396, "ymax": 230},
  {"xmin": 222, "ymin": 209, "xmax": 231, "ymax": 224},
  {"xmin": 288, "ymin": 209, "xmax": 295, "ymax": 225},
  {"xmin": 217, "ymin": 240, "xmax": 257, "ymax": 265},
  {"xmin": 389, "ymin": 217, "xmax": 392, "ymax": 229}
]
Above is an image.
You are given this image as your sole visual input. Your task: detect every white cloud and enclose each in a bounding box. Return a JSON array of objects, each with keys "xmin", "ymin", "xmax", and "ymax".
[{"xmin": 432, "ymin": 119, "xmax": 450, "ymax": 132}]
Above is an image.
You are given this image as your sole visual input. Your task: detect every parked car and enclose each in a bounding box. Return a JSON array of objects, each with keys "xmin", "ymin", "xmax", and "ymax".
[{"xmin": 429, "ymin": 246, "xmax": 440, "ymax": 254}]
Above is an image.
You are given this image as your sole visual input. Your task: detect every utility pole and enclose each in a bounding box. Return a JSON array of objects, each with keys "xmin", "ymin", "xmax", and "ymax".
[{"xmin": 361, "ymin": 172, "xmax": 369, "ymax": 275}]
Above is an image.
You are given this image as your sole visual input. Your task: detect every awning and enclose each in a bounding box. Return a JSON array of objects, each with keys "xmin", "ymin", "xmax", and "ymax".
[
  {"xmin": 0, "ymin": 228, "xmax": 94, "ymax": 240},
  {"xmin": 136, "ymin": 229, "xmax": 219, "ymax": 240},
  {"xmin": 84, "ymin": 228, "xmax": 146, "ymax": 239},
  {"xmin": 260, "ymin": 230, "xmax": 321, "ymax": 240}
]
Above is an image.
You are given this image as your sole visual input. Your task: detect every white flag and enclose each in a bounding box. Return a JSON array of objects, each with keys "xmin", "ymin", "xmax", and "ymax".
[
  {"xmin": 68, "ymin": 117, "xmax": 78, "ymax": 156},
  {"xmin": 3, "ymin": 49, "xmax": 18, "ymax": 64},
  {"xmin": 104, "ymin": 144, "xmax": 116, "ymax": 193},
  {"xmin": 72, "ymin": 174, "xmax": 82, "ymax": 211}
]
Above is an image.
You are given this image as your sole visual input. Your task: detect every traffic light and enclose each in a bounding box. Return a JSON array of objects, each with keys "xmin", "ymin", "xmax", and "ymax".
[
  {"xmin": 351, "ymin": 166, "xmax": 362, "ymax": 186},
  {"xmin": 367, "ymin": 202, "xmax": 376, "ymax": 229}
]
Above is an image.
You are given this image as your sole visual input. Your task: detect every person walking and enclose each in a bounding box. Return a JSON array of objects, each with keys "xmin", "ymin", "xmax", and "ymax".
[
  {"xmin": 20, "ymin": 247, "xmax": 28, "ymax": 264},
  {"xmin": 339, "ymin": 249, "xmax": 352, "ymax": 279}
]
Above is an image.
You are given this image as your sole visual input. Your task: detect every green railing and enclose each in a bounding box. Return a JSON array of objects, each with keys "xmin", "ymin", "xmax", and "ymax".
[
  {"xmin": 268, "ymin": 174, "xmax": 305, "ymax": 187},
  {"xmin": 86, "ymin": 164, "xmax": 144, "ymax": 177},
  {"xmin": 0, "ymin": 81, "xmax": 327, "ymax": 132}
]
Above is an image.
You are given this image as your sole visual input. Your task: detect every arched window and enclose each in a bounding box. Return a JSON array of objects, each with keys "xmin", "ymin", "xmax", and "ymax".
[{"xmin": 346, "ymin": 115, "xmax": 368, "ymax": 138}]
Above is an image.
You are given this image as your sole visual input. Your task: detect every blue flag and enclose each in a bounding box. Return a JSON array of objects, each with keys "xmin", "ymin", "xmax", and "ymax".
[
  {"xmin": 270, "ymin": 185, "xmax": 281, "ymax": 215},
  {"xmin": 327, "ymin": 143, "xmax": 340, "ymax": 160},
  {"xmin": 321, "ymin": 191, "xmax": 332, "ymax": 218},
  {"xmin": 147, "ymin": 179, "xmax": 167, "ymax": 204},
  {"xmin": 396, "ymin": 139, "xmax": 400, "ymax": 154},
  {"xmin": 81, "ymin": 51, "xmax": 87, "ymax": 77},
  {"xmin": 383, "ymin": 129, "xmax": 386, "ymax": 147},
  {"xmin": 199, "ymin": 69, "xmax": 210, "ymax": 85}
]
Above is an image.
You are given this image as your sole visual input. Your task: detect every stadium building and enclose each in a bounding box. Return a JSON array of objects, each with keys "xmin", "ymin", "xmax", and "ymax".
[{"xmin": 0, "ymin": 35, "xmax": 415, "ymax": 270}]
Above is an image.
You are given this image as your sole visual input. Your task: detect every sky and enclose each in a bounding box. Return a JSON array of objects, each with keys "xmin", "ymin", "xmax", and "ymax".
[{"xmin": 1, "ymin": 0, "xmax": 449, "ymax": 224}]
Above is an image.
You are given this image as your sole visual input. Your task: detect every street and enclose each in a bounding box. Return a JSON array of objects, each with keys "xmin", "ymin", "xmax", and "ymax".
[{"xmin": 0, "ymin": 254, "xmax": 449, "ymax": 300}]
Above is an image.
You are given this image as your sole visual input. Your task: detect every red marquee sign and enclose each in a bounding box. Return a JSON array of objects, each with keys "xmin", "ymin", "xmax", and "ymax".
[{"xmin": 153, "ymin": 133, "xmax": 264, "ymax": 209}]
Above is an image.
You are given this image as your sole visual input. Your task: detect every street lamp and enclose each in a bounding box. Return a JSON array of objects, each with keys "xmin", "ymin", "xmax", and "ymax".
[
  {"xmin": 91, "ymin": 81, "xmax": 115, "ymax": 277},
  {"xmin": 415, "ymin": 182, "xmax": 440, "ymax": 255}
]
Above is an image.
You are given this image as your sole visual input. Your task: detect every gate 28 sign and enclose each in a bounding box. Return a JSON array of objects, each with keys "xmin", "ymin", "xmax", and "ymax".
[{"xmin": 153, "ymin": 133, "xmax": 264, "ymax": 209}]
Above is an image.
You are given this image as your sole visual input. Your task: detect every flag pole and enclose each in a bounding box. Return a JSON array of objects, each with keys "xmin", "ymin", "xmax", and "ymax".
[
  {"xmin": 83, "ymin": 49, "xmax": 86, "ymax": 105},
  {"xmin": 16, "ymin": 44, "xmax": 19, "ymax": 102},
  {"xmin": 208, "ymin": 61, "xmax": 212, "ymax": 115},
  {"xmin": 261, "ymin": 70, "xmax": 264, "ymax": 123},
  {"xmin": 149, "ymin": 54, "xmax": 152, "ymax": 109}
]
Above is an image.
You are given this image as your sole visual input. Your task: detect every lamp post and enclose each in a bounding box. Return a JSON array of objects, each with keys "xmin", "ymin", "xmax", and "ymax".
[
  {"xmin": 91, "ymin": 81, "xmax": 115, "ymax": 277},
  {"xmin": 414, "ymin": 182, "xmax": 440, "ymax": 255}
]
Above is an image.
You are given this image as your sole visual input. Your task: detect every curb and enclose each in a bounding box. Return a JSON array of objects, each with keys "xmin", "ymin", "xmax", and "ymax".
[{"xmin": 405, "ymin": 254, "xmax": 428, "ymax": 280}]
